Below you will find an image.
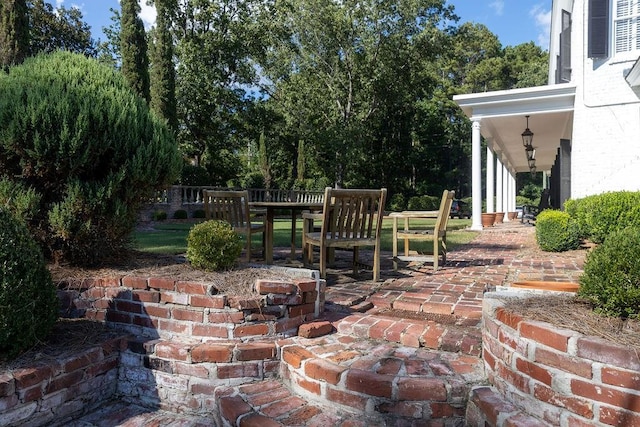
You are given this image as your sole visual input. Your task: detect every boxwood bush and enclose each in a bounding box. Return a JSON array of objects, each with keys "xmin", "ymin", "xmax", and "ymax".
[
  {"xmin": 0, "ymin": 209, "xmax": 58, "ymax": 359},
  {"xmin": 192, "ymin": 209, "xmax": 206, "ymax": 219},
  {"xmin": 578, "ymin": 227, "xmax": 640, "ymax": 319},
  {"xmin": 187, "ymin": 220, "xmax": 243, "ymax": 271},
  {"xmin": 173, "ymin": 209, "xmax": 188, "ymax": 220},
  {"xmin": 0, "ymin": 51, "xmax": 181, "ymax": 265},
  {"xmin": 566, "ymin": 192, "xmax": 640, "ymax": 244},
  {"xmin": 535, "ymin": 210, "xmax": 581, "ymax": 252}
]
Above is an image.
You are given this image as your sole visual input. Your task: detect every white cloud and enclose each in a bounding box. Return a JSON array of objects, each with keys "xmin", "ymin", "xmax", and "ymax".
[
  {"xmin": 138, "ymin": 1, "xmax": 157, "ymax": 29},
  {"xmin": 531, "ymin": 3, "xmax": 551, "ymax": 49},
  {"xmin": 489, "ymin": 0, "xmax": 505, "ymax": 16}
]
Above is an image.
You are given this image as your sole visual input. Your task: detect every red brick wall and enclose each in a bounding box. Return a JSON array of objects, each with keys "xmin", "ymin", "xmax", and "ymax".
[
  {"xmin": 479, "ymin": 294, "xmax": 640, "ymax": 426},
  {"xmin": 57, "ymin": 273, "xmax": 324, "ymax": 343},
  {"xmin": 0, "ymin": 337, "xmax": 126, "ymax": 426},
  {"xmin": 3, "ymin": 270, "xmax": 325, "ymax": 424}
]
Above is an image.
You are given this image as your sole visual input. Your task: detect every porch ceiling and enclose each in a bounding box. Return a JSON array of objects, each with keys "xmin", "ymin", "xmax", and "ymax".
[{"xmin": 454, "ymin": 83, "xmax": 576, "ymax": 173}]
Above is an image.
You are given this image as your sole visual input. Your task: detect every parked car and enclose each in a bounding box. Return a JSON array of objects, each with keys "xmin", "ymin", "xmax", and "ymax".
[{"xmin": 449, "ymin": 199, "xmax": 471, "ymax": 219}]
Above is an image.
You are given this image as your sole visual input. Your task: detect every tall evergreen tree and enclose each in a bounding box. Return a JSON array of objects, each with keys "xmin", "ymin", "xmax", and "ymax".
[
  {"xmin": 120, "ymin": 0, "xmax": 150, "ymax": 102},
  {"xmin": 150, "ymin": 0, "xmax": 177, "ymax": 132},
  {"xmin": 0, "ymin": 0, "xmax": 29, "ymax": 69}
]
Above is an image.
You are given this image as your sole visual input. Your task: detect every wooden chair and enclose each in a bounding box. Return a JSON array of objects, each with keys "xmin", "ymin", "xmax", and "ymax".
[
  {"xmin": 391, "ymin": 189, "xmax": 455, "ymax": 271},
  {"xmin": 202, "ymin": 190, "xmax": 264, "ymax": 262},
  {"xmin": 302, "ymin": 187, "xmax": 387, "ymax": 281}
]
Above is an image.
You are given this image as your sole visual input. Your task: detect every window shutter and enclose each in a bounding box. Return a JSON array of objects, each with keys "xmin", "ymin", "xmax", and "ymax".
[
  {"xmin": 588, "ymin": 0, "xmax": 610, "ymax": 58},
  {"xmin": 559, "ymin": 10, "xmax": 572, "ymax": 82}
]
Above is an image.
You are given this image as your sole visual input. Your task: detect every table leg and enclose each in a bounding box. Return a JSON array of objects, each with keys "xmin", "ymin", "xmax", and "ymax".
[
  {"xmin": 290, "ymin": 209, "xmax": 297, "ymax": 260},
  {"xmin": 404, "ymin": 218, "xmax": 410, "ymax": 256},
  {"xmin": 393, "ymin": 217, "xmax": 398, "ymax": 271},
  {"xmin": 265, "ymin": 207, "xmax": 274, "ymax": 264}
]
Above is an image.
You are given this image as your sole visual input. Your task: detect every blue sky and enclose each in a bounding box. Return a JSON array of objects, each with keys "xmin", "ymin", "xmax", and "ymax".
[{"xmin": 67, "ymin": 0, "xmax": 551, "ymax": 51}]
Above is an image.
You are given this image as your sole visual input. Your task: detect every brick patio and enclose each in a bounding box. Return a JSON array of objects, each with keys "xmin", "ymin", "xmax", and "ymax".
[{"xmin": 65, "ymin": 222, "xmax": 585, "ymax": 426}]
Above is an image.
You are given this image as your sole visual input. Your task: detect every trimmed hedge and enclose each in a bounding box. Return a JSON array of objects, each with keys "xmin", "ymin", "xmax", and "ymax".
[
  {"xmin": 535, "ymin": 210, "xmax": 580, "ymax": 252},
  {"xmin": 187, "ymin": 220, "xmax": 242, "ymax": 271},
  {"xmin": 173, "ymin": 209, "xmax": 188, "ymax": 219},
  {"xmin": 578, "ymin": 227, "xmax": 640, "ymax": 319},
  {"xmin": 565, "ymin": 192, "xmax": 640, "ymax": 244}
]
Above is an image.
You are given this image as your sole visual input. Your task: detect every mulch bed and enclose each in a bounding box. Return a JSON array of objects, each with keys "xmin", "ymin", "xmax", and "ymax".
[
  {"xmin": 500, "ymin": 294, "xmax": 640, "ymax": 350},
  {"xmin": 49, "ymin": 250, "xmax": 302, "ymax": 297},
  {"xmin": 0, "ymin": 319, "xmax": 121, "ymax": 370}
]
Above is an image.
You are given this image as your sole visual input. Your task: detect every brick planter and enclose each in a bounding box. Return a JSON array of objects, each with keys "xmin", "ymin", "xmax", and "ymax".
[
  {"xmin": 470, "ymin": 292, "xmax": 640, "ymax": 426},
  {"xmin": 0, "ymin": 266, "xmax": 326, "ymax": 425},
  {"xmin": 57, "ymin": 266, "xmax": 324, "ymax": 342}
]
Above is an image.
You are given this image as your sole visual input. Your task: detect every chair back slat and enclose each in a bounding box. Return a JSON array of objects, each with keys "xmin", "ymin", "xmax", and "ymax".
[
  {"xmin": 203, "ymin": 190, "xmax": 250, "ymax": 229},
  {"xmin": 322, "ymin": 188, "xmax": 386, "ymax": 241}
]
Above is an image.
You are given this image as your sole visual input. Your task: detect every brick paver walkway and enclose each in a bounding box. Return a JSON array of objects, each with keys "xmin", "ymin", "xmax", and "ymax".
[{"xmin": 70, "ymin": 222, "xmax": 586, "ymax": 426}]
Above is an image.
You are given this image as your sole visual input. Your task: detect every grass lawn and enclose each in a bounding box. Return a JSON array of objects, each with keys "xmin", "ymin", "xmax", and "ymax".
[{"xmin": 131, "ymin": 217, "xmax": 478, "ymax": 255}]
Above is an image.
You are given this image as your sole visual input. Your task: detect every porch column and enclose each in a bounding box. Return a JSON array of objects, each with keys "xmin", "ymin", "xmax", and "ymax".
[
  {"xmin": 506, "ymin": 172, "xmax": 515, "ymax": 221},
  {"xmin": 495, "ymin": 158, "xmax": 503, "ymax": 213},
  {"xmin": 471, "ymin": 119, "xmax": 482, "ymax": 230},
  {"xmin": 486, "ymin": 146, "xmax": 495, "ymax": 213},
  {"xmin": 511, "ymin": 173, "xmax": 517, "ymax": 212},
  {"xmin": 502, "ymin": 163, "xmax": 509, "ymax": 221}
]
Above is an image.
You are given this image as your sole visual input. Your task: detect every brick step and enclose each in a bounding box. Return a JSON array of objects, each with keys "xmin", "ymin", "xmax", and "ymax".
[
  {"xmin": 64, "ymin": 400, "xmax": 214, "ymax": 427},
  {"xmin": 216, "ymin": 379, "xmax": 364, "ymax": 427},
  {"xmin": 277, "ymin": 333, "xmax": 486, "ymax": 425},
  {"xmin": 465, "ymin": 387, "xmax": 553, "ymax": 427},
  {"xmin": 327, "ymin": 312, "xmax": 483, "ymax": 356}
]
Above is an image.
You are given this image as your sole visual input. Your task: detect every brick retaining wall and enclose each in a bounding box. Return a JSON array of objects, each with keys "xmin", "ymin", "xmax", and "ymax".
[
  {"xmin": 0, "ymin": 337, "xmax": 126, "ymax": 427},
  {"xmin": 57, "ymin": 267, "xmax": 324, "ymax": 342},
  {"xmin": 0, "ymin": 267, "xmax": 325, "ymax": 426},
  {"xmin": 471, "ymin": 292, "xmax": 640, "ymax": 426}
]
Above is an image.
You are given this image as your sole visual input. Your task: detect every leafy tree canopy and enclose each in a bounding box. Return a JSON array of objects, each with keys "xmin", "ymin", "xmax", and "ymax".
[{"xmin": 27, "ymin": 0, "xmax": 96, "ymax": 56}]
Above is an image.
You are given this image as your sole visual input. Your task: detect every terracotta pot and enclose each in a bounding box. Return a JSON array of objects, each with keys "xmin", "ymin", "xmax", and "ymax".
[
  {"xmin": 494, "ymin": 212, "xmax": 505, "ymax": 224},
  {"xmin": 508, "ymin": 211, "xmax": 518, "ymax": 220},
  {"xmin": 511, "ymin": 281, "xmax": 579, "ymax": 293},
  {"xmin": 481, "ymin": 213, "xmax": 496, "ymax": 228}
]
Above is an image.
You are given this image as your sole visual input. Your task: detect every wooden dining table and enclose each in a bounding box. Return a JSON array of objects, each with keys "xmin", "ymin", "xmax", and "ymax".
[{"xmin": 249, "ymin": 201, "xmax": 324, "ymax": 264}]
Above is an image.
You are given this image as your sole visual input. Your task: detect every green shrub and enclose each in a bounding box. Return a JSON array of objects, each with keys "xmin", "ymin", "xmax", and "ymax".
[
  {"xmin": 569, "ymin": 192, "xmax": 640, "ymax": 244},
  {"xmin": 173, "ymin": 209, "xmax": 188, "ymax": 219},
  {"xmin": 153, "ymin": 210, "xmax": 168, "ymax": 221},
  {"xmin": 516, "ymin": 195, "xmax": 533, "ymax": 206},
  {"xmin": 407, "ymin": 195, "xmax": 439, "ymax": 211},
  {"xmin": 0, "ymin": 209, "xmax": 58, "ymax": 359},
  {"xmin": 187, "ymin": 220, "xmax": 243, "ymax": 271},
  {"xmin": 388, "ymin": 193, "xmax": 406, "ymax": 211},
  {"xmin": 535, "ymin": 210, "xmax": 581, "ymax": 252},
  {"xmin": 563, "ymin": 198, "xmax": 587, "ymax": 239},
  {"xmin": 192, "ymin": 209, "xmax": 206, "ymax": 219},
  {"xmin": 578, "ymin": 227, "xmax": 640, "ymax": 319},
  {"xmin": 0, "ymin": 178, "xmax": 41, "ymax": 223},
  {"xmin": 0, "ymin": 51, "xmax": 181, "ymax": 265}
]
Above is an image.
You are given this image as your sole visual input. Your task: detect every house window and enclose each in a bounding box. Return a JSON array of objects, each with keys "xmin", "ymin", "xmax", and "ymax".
[{"xmin": 614, "ymin": 0, "xmax": 640, "ymax": 53}]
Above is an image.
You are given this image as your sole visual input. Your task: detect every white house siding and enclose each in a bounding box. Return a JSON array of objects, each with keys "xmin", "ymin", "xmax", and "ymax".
[{"xmin": 567, "ymin": 0, "xmax": 640, "ymax": 198}]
